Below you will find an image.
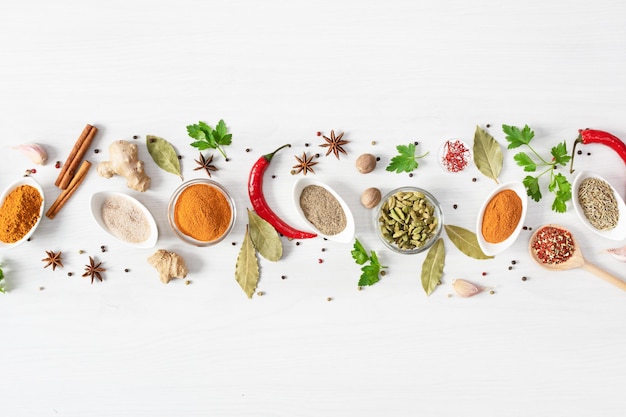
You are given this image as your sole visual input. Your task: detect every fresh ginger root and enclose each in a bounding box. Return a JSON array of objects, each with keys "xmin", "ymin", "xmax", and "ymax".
[
  {"xmin": 147, "ymin": 249, "xmax": 188, "ymax": 284},
  {"xmin": 97, "ymin": 140, "xmax": 151, "ymax": 192}
]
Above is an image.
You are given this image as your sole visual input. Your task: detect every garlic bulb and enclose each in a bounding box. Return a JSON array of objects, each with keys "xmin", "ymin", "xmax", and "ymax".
[{"xmin": 13, "ymin": 143, "xmax": 48, "ymax": 165}]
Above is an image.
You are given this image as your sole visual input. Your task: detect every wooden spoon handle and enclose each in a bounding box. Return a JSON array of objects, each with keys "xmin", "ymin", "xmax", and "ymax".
[{"xmin": 582, "ymin": 262, "xmax": 626, "ymax": 291}]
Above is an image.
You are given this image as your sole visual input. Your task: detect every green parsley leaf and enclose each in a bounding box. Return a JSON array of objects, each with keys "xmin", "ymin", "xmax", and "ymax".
[
  {"xmin": 0, "ymin": 266, "xmax": 5, "ymax": 294},
  {"xmin": 359, "ymin": 264, "xmax": 381, "ymax": 286},
  {"xmin": 522, "ymin": 175, "xmax": 542, "ymax": 202},
  {"xmin": 551, "ymin": 141, "xmax": 571, "ymax": 166},
  {"xmin": 386, "ymin": 143, "xmax": 429, "ymax": 173},
  {"xmin": 351, "ymin": 239, "xmax": 369, "ymax": 265},
  {"xmin": 513, "ymin": 152, "xmax": 537, "ymax": 172},
  {"xmin": 186, "ymin": 119, "xmax": 232, "ymax": 158},
  {"xmin": 502, "ymin": 124, "xmax": 534, "ymax": 149}
]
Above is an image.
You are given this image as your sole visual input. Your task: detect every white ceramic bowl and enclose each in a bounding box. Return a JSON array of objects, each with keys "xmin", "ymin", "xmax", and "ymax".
[
  {"xmin": 91, "ymin": 191, "xmax": 158, "ymax": 248},
  {"xmin": 572, "ymin": 171, "xmax": 626, "ymax": 240},
  {"xmin": 476, "ymin": 181, "xmax": 528, "ymax": 256},
  {"xmin": 292, "ymin": 177, "xmax": 355, "ymax": 243},
  {"xmin": 0, "ymin": 177, "xmax": 45, "ymax": 250}
]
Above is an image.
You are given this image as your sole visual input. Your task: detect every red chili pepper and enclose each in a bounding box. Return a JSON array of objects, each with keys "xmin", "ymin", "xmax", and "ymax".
[
  {"xmin": 248, "ymin": 144, "xmax": 317, "ymax": 239},
  {"xmin": 570, "ymin": 128, "xmax": 626, "ymax": 172}
]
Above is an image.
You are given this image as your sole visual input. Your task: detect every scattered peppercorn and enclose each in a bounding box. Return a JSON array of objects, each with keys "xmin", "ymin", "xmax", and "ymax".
[
  {"xmin": 271, "ymin": 175, "xmax": 276, "ymax": 179},
  {"xmin": 231, "ymin": 242, "xmax": 236, "ymax": 246},
  {"xmin": 371, "ymin": 140, "xmax": 377, "ymax": 145},
  {"xmin": 453, "ymin": 204, "xmax": 458, "ymax": 209},
  {"xmin": 489, "ymin": 290, "xmax": 495, "ymax": 295},
  {"xmin": 281, "ymin": 275, "xmax": 286, "ymax": 279},
  {"xmin": 245, "ymin": 148, "xmax": 251, "ymax": 152},
  {"xmin": 67, "ymin": 272, "xmax": 73, "ymax": 277},
  {"xmin": 316, "ymin": 131, "xmax": 321, "ymax": 136},
  {"xmin": 27, "ymin": 237, "xmax": 31, "ymax": 242},
  {"xmin": 94, "ymin": 149, "xmax": 100, "ymax": 154},
  {"xmin": 39, "ymin": 287, "xmax": 45, "ymax": 291},
  {"xmin": 133, "ymin": 135, "xmax": 139, "ymax": 140},
  {"xmin": 185, "ymin": 280, "xmax": 191, "ymax": 285},
  {"xmin": 290, "ymin": 170, "xmax": 296, "ymax": 175},
  {"xmin": 55, "ymin": 161, "xmax": 61, "ymax": 169},
  {"xmin": 225, "ymin": 158, "xmax": 231, "ymax": 162},
  {"xmin": 257, "ymin": 291, "xmax": 265, "ymax": 296},
  {"xmin": 376, "ymin": 157, "xmax": 380, "ymax": 161},
  {"xmin": 587, "ymin": 152, "xmax": 591, "ymax": 156},
  {"xmin": 305, "ymin": 143, "xmax": 310, "ymax": 147},
  {"xmin": 508, "ymin": 266, "xmax": 513, "ymax": 270},
  {"xmin": 522, "ymin": 226, "xmax": 528, "ymax": 230},
  {"xmin": 30, "ymin": 168, "xmax": 37, "ymax": 174},
  {"xmin": 327, "ymin": 297, "xmax": 333, "ymax": 301},
  {"xmin": 321, "ymin": 248, "xmax": 326, "ymax": 252},
  {"xmin": 78, "ymin": 250, "xmax": 84, "ymax": 254},
  {"xmin": 296, "ymin": 242, "xmax": 301, "ymax": 246},
  {"xmin": 511, "ymin": 260, "xmax": 517, "ymax": 265},
  {"xmin": 577, "ymin": 150, "xmax": 582, "ymax": 155},
  {"xmin": 521, "ymin": 276, "xmax": 527, "ymax": 281},
  {"xmin": 414, "ymin": 141, "xmax": 419, "ymax": 145},
  {"xmin": 124, "ymin": 268, "xmax": 129, "ymax": 273},
  {"xmin": 472, "ymin": 178, "xmax": 477, "ymax": 182},
  {"xmin": 315, "ymin": 153, "xmax": 320, "ymax": 158},
  {"xmin": 482, "ymin": 272, "xmax": 487, "ymax": 276},
  {"xmin": 318, "ymin": 258, "xmax": 323, "ymax": 264},
  {"xmin": 177, "ymin": 155, "xmax": 182, "ymax": 160},
  {"xmin": 380, "ymin": 270, "xmax": 386, "ymax": 276}
]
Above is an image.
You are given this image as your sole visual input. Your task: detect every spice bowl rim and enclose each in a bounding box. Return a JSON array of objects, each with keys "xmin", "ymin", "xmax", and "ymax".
[
  {"xmin": 167, "ymin": 178, "xmax": 237, "ymax": 247},
  {"xmin": 374, "ymin": 186, "xmax": 444, "ymax": 255},
  {"xmin": 571, "ymin": 170, "xmax": 626, "ymax": 241},
  {"xmin": 90, "ymin": 190, "xmax": 159, "ymax": 249},
  {"xmin": 475, "ymin": 181, "xmax": 528, "ymax": 256},
  {"xmin": 292, "ymin": 177, "xmax": 355, "ymax": 243},
  {"xmin": 0, "ymin": 176, "xmax": 45, "ymax": 250}
]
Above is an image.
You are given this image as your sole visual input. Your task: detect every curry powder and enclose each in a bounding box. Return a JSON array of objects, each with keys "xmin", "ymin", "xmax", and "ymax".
[{"xmin": 0, "ymin": 185, "xmax": 43, "ymax": 243}]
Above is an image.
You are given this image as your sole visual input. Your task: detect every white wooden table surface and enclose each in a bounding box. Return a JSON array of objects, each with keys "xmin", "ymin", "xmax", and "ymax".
[{"xmin": 1, "ymin": 1, "xmax": 626, "ymax": 416}]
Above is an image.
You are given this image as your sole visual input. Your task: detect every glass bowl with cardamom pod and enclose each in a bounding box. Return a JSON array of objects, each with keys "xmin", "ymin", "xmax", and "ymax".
[
  {"xmin": 374, "ymin": 186, "xmax": 443, "ymax": 254},
  {"xmin": 167, "ymin": 178, "xmax": 236, "ymax": 247}
]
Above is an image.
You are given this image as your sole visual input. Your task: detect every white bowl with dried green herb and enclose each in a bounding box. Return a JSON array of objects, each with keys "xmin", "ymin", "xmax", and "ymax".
[
  {"xmin": 374, "ymin": 186, "xmax": 443, "ymax": 254},
  {"xmin": 572, "ymin": 171, "xmax": 626, "ymax": 240},
  {"xmin": 292, "ymin": 177, "xmax": 355, "ymax": 243}
]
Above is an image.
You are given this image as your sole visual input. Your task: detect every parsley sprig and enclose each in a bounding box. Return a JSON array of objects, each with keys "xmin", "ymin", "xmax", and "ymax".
[
  {"xmin": 386, "ymin": 143, "xmax": 429, "ymax": 173},
  {"xmin": 502, "ymin": 124, "xmax": 572, "ymax": 213},
  {"xmin": 351, "ymin": 239, "xmax": 387, "ymax": 286},
  {"xmin": 0, "ymin": 264, "xmax": 5, "ymax": 294},
  {"xmin": 186, "ymin": 119, "xmax": 233, "ymax": 158}
]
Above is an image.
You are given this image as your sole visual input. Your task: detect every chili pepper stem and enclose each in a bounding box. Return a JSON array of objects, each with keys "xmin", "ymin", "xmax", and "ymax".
[
  {"xmin": 569, "ymin": 136, "xmax": 583, "ymax": 173},
  {"xmin": 264, "ymin": 144, "xmax": 291, "ymax": 161}
]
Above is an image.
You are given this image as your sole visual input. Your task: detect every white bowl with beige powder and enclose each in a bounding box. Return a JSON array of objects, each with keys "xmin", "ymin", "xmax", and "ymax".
[
  {"xmin": 292, "ymin": 177, "xmax": 355, "ymax": 243},
  {"xmin": 90, "ymin": 191, "xmax": 158, "ymax": 248}
]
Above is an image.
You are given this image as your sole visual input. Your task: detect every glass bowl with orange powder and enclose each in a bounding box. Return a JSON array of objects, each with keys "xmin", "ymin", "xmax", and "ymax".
[{"xmin": 167, "ymin": 179, "xmax": 236, "ymax": 246}]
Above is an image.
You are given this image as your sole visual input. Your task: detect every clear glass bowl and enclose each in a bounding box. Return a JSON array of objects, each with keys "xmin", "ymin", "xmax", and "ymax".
[
  {"xmin": 374, "ymin": 186, "xmax": 443, "ymax": 254},
  {"xmin": 167, "ymin": 178, "xmax": 236, "ymax": 247}
]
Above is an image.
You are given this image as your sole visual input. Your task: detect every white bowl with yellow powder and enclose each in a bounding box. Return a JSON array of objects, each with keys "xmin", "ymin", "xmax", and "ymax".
[
  {"xmin": 0, "ymin": 176, "xmax": 45, "ymax": 250},
  {"xmin": 90, "ymin": 191, "xmax": 158, "ymax": 248},
  {"xmin": 572, "ymin": 171, "xmax": 626, "ymax": 241},
  {"xmin": 476, "ymin": 181, "xmax": 528, "ymax": 257},
  {"xmin": 292, "ymin": 177, "xmax": 355, "ymax": 243}
]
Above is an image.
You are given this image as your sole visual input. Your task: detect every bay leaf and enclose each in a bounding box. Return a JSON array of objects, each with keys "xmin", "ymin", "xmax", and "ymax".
[
  {"xmin": 146, "ymin": 135, "xmax": 183, "ymax": 179},
  {"xmin": 473, "ymin": 126, "xmax": 502, "ymax": 183},
  {"xmin": 420, "ymin": 238, "xmax": 444, "ymax": 296},
  {"xmin": 444, "ymin": 224, "xmax": 493, "ymax": 260},
  {"xmin": 248, "ymin": 209, "xmax": 283, "ymax": 262},
  {"xmin": 235, "ymin": 225, "xmax": 259, "ymax": 298}
]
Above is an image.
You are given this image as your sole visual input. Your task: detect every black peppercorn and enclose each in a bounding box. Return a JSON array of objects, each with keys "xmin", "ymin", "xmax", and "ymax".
[
  {"xmin": 94, "ymin": 149, "xmax": 100, "ymax": 154},
  {"xmin": 453, "ymin": 204, "xmax": 458, "ymax": 209}
]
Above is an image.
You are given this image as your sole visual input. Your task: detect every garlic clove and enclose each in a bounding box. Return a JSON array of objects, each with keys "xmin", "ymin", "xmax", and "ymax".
[
  {"xmin": 13, "ymin": 143, "xmax": 48, "ymax": 165},
  {"xmin": 452, "ymin": 279, "xmax": 483, "ymax": 297},
  {"xmin": 605, "ymin": 245, "xmax": 626, "ymax": 262}
]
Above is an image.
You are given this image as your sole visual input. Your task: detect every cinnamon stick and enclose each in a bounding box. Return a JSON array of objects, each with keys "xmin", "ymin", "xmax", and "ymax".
[
  {"xmin": 56, "ymin": 124, "xmax": 97, "ymax": 190},
  {"xmin": 46, "ymin": 160, "xmax": 92, "ymax": 219}
]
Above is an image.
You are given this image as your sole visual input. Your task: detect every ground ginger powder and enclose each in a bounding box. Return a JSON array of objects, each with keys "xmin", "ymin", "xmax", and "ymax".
[{"xmin": 0, "ymin": 184, "xmax": 43, "ymax": 243}]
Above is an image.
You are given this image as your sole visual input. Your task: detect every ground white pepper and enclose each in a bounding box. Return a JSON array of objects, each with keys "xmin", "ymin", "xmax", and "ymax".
[
  {"xmin": 299, "ymin": 185, "xmax": 347, "ymax": 235},
  {"xmin": 101, "ymin": 196, "xmax": 151, "ymax": 243}
]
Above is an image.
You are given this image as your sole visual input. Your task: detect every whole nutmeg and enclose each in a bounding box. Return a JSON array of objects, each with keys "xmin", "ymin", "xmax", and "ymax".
[
  {"xmin": 360, "ymin": 187, "xmax": 382, "ymax": 209},
  {"xmin": 355, "ymin": 153, "xmax": 377, "ymax": 174}
]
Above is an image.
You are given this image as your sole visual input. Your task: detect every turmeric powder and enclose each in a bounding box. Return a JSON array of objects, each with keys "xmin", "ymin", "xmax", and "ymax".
[
  {"xmin": 481, "ymin": 189, "xmax": 522, "ymax": 243},
  {"xmin": 0, "ymin": 185, "xmax": 43, "ymax": 243},
  {"xmin": 174, "ymin": 183, "xmax": 232, "ymax": 242}
]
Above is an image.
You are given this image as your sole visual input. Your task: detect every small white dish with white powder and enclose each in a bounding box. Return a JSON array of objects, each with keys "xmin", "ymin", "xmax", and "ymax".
[{"xmin": 90, "ymin": 191, "xmax": 158, "ymax": 248}]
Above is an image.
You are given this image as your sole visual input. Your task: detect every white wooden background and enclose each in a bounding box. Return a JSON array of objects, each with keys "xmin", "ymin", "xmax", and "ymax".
[{"xmin": 1, "ymin": 1, "xmax": 626, "ymax": 416}]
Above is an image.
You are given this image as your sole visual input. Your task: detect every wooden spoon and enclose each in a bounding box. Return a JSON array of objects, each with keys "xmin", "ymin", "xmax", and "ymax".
[{"xmin": 529, "ymin": 224, "xmax": 626, "ymax": 291}]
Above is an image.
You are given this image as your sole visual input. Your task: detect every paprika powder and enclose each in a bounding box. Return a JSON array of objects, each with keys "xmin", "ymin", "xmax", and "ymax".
[
  {"xmin": 481, "ymin": 189, "xmax": 522, "ymax": 243},
  {"xmin": 174, "ymin": 183, "xmax": 232, "ymax": 242}
]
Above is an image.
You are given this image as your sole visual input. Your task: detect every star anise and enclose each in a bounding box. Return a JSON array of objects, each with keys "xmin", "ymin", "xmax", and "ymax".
[
  {"xmin": 293, "ymin": 152, "xmax": 318, "ymax": 175},
  {"xmin": 83, "ymin": 256, "xmax": 105, "ymax": 284},
  {"xmin": 42, "ymin": 250, "xmax": 63, "ymax": 271},
  {"xmin": 194, "ymin": 152, "xmax": 218, "ymax": 177},
  {"xmin": 320, "ymin": 130, "xmax": 349, "ymax": 159}
]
